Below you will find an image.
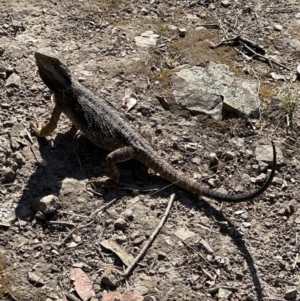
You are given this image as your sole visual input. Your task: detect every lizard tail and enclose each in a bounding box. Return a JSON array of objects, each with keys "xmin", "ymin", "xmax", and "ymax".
[{"xmin": 137, "ymin": 142, "xmax": 276, "ymax": 202}]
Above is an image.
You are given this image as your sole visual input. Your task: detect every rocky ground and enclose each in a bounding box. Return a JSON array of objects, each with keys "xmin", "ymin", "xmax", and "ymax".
[{"xmin": 0, "ymin": 0, "xmax": 300, "ymax": 300}]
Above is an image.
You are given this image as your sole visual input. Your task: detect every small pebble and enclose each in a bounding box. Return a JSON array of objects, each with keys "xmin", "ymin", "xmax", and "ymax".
[
  {"xmin": 157, "ymin": 251, "xmax": 167, "ymax": 260},
  {"xmin": 221, "ymin": 0, "xmax": 231, "ymax": 7},
  {"xmin": 115, "ymin": 235, "xmax": 127, "ymax": 244},
  {"xmin": 132, "ymin": 236, "xmax": 145, "ymax": 246},
  {"xmin": 256, "ymin": 173, "xmax": 267, "ymax": 183},
  {"xmin": 114, "ymin": 218, "xmax": 127, "ymax": 230},
  {"xmin": 225, "ymin": 150, "xmax": 235, "ymax": 160},
  {"xmin": 274, "ymin": 24, "xmax": 283, "ymax": 31},
  {"xmin": 178, "ymin": 28, "xmax": 186, "ymax": 37},
  {"xmin": 124, "ymin": 208, "xmax": 133, "ymax": 221},
  {"xmin": 285, "ymin": 287, "xmax": 297, "ymax": 300}
]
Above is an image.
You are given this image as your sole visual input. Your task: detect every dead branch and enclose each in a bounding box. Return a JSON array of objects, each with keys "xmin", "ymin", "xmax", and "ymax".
[
  {"xmin": 182, "ymin": 240, "xmax": 215, "ymax": 281},
  {"xmin": 210, "ymin": 35, "xmax": 266, "ymax": 54},
  {"xmin": 123, "ymin": 193, "xmax": 176, "ymax": 277},
  {"xmin": 240, "ymin": 41, "xmax": 292, "ymax": 71},
  {"xmin": 210, "ymin": 35, "xmax": 291, "ymax": 71}
]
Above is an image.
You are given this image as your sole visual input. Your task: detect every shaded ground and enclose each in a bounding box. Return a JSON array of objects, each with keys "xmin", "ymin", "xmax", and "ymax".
[{"xmin": 0, "ymin": 0, "xmax": 300, "ymax": 300}]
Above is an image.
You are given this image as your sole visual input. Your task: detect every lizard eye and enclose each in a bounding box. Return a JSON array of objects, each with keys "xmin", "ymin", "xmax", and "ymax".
[{"xmin": 49, "ymin": 59, "xmax": 57, "ymax": 65}]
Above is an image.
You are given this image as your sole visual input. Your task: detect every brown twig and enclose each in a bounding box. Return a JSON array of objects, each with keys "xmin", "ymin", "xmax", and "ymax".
[
  {"xmin": 196, "ymin": 23, "xmax": 220, "ymax": 29},
  {"xmin": 211, "ymin": 35, "xmax": 291, "ymax": 71},
  {"xmin": 58, "ymin": 198, "xmax": 118, "ymax": 248},
  {"xmin": 30, "ymin": 145, "xmax": 39, "ymax": 163},
  {"xmin": 240, "ymin": 41, "xmax": 292, "ymax": 71},
  {"xmin": 123, "ymin": 193, "xmax": 176, "ymax": 277},
  {"xmin": 46, "ymin": 221, "xmax": 76, "ymax": 227},
  {"xmin": 210, "ymin": 35, "xmax": 266, "ymax": 54},
  {"xmin": 182, "ymin": 240, "xmax": 216, "ymax": 280},
  {"xmin": 208, "ymin": 286, "xmax": 239, "ymax": 294},
  {"xmin": 25, "ymin": 128, "xmax": 33, "ymax": 144}
]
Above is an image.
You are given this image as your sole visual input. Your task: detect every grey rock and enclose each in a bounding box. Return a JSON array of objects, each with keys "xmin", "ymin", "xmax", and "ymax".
[
  {"xmin": 158, "ymin": 267, "xmax": 167, "ymax": 274},
  {"xmin": 221, "ymin": 0, "xmax": 231, "ymax": 7},
  {"xmin": 234, "ymin": 184, "xmax": 245, "ymax": 193},
  {"xmin": 124, "ymin": 208, "xmax": 133, "ymax": 221},
  {"xmin": 101, "ymin": 271, "xmax": 118, "ymax": 287},
  {"xmin": 277, "ymin": 38, "xmax": 300, "ymax": 51},
  {"xmin": 241, "ymin": 173, "xmax": 251, "ymax": 184},
  {"xmin": 256, "ymin": 173, "xmax": 267, "ymax": 183},
  {"xmin": 135, "ymin": 31, "xmax": 159, "ymax": 48},
  {"xmin": 207, "ymin": 178, "xmax": 219, "ymax": 188},
  {"xmin": 178, "ymin": 28, "xmax": 186, "ymax": 37},
  {"xmin": 14, "ymin": 151, "xmax": 25, "ymax": 164},
  {"xmin": 5, "ymin": 73, "xmax": 21, "ymax": 88},
  {"xmin": 130, "ymin": 231, "xmax": 140, "ymax": 240},
  {"xmin": 208, "ymin": 154, "xmax": 218, "ymax": 172},
  {"xmin": 191, "ymin": 157, "xmax": 200, "ymax": 165},
  {"xmin": 173, "ymin": 63, "xmax": 261, "ymax": 119},
  {"xmin": 7, "ymin": 45, "xmax": 23, "ymax": 58},
  {"xmin": 168, "ymin": 25, "xmax": 178, "ymax": 31},
  {"xmin": 114, "ymin": 218, "xmax": 127, "ymax": 230},
  {"xmin": 242, "ymin": 222, "xmax": 251, "ymax": 228},
  {"xmin": 218, "ymin": 288, "xmax": 232, "ymax": 299},
  {"xmin": 272, "ymin": 176, "xmax": 283, "ymax": 185},
  {"xmin": 132, "ymin": 236, "xmax": 145, "ymax": 246},
  {"xmin": 274, "ymin": 24, "xmax": 283, "ymax": 31},
  {"xmin": 225, "ymin": 150, "xmax": 235, "ymax": 160},
  {"xmin": 6, "ymin": 65, "xmax": 14, "ymax": 74},
  {"xmin": 0, "ymin": 167, "xmax": 15, "ymax": 183},
  {"xmin": 32, "ymin": 195, "xmax": 61, "ymax": 214},
  {"xmin": 255, "ymin": 144, "xmax": 284, "ymax": 166},
  {"xmin": 285, "ymin": 288, "xmax": 297, "ymax": 300},
  {"xmin": 259, "ymin": 160, "xmax": 269, "ymax": 172},
  {"xmin": 28, "ymin": 272, "xmax": 45, "ymax": 286},
  {"xmin": 115, "ymin": 235, "xmax": 127, "ymax": 244},
  {"xmin": 157, "ymin": 251, "xmax": 167, "ymax": 260},
  {"xmin": 16, "ymin": 34, "xmax": 38, "ymax": 44},
  {"xmin": 140, "ymin": 7, "xmax": 149, "ymax": 15},
  {"xmin": 173, "ymin": 68, "xmax": 223, "ymax": 120}
]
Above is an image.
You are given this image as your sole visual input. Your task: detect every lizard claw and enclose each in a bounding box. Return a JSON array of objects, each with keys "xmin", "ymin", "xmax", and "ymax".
[
  {"xmin": 88, "ymin": 176, "xmax": 117, "ymax": 188},
  {"xmin": 30, "ymin": 121, "xmax": 48, "ymax": 137}
]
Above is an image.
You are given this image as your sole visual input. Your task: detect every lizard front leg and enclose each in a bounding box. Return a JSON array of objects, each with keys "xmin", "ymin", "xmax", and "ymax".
[{"xmin": 31, "ymin": 104, "xmax": 62, "ymax": 137}]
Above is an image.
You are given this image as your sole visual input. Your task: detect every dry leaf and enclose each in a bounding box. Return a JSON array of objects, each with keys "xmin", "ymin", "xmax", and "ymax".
[
  {"xmin": 102, "ymin": 291, "xmax": 144, "ymax": 301},
  {"xmin": 67, "ymin": 241, "xmax": 78, "ymax": 248},
  {"xmin": 174, "ymin": 228, "xmax": 195, "ymax": 240},
  {"xmin": 122, "ymin": 88, "xmax": 138, "ymax": 112},
  {"xmin": 70, "ymin": 268, "xmax": 95, "ymax": 301},
  {"xmin": 100, "ymin": 239, "xmax": 134, "ymax": 267}
]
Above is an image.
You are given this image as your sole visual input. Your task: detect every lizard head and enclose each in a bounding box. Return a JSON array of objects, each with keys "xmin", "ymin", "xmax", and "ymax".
[{"xmin": 35, "ymin": 48, "xmax": 72, "ymax": 93}]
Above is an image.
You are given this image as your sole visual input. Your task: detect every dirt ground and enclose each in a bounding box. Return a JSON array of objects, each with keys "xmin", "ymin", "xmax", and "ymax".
[{"xmin": 0, "ymin": 0, "xmax": 300, "ymax": 300}]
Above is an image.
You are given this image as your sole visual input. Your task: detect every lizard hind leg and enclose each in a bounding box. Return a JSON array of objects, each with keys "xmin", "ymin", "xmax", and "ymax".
[{"xmin": 105, "ymin": 146, "xmax": 135, "ymax": 186}]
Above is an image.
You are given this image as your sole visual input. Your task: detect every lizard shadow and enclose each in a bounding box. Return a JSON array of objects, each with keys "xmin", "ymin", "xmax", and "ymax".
[
  {"xmin": 134, "ymin": 178, "xmax": 264, "ymax": 301},
  {"xmin": 15, "ymin": 131, "xmax": 263, "ymax": 301},
  {"xmin": 184, "ymin": 192, "xmax": 264, "ymax": 301},
  {"xmin": 15, "ymin": 130, "xmax": 116, "ymax": 221}
]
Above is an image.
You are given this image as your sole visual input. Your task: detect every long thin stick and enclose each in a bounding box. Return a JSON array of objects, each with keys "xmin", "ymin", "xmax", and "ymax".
[{"xmin": 124, "ymin": 193, "xmax": 176, "ymax": 277}]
